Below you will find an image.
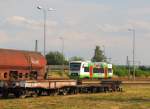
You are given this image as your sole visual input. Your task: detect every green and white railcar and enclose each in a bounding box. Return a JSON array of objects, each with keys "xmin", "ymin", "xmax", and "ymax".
[{"xmin": 69, "ymin": 61, "xmax": 113, "ymax": 79}]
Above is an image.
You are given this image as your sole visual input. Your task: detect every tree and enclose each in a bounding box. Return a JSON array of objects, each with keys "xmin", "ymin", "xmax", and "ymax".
[
  {"xmin": 91, "ymin": 45, "xmax": 106, "ymax": 62},
  {"xmin": 69, "ymin": 56, "xmax": 84, "ymax": 61},
  {"xmin": 46, "ymin": 51, "xmax": 66, "ymax": 65}
]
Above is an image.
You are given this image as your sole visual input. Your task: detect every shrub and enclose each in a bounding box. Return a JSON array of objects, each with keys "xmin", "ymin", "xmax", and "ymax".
[
  {"xmin": 113, "ymin": 65, "xmax": 150, "ymax": 77},
  {"xmin": 113, "ymin": 65, "xmax": 128, "ymax": 77}
]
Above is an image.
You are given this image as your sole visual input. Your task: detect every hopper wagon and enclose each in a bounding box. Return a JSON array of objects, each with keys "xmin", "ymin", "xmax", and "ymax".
[{"xmin": 0, "ymin": 48, "xmax": 46, "ymax": 81}]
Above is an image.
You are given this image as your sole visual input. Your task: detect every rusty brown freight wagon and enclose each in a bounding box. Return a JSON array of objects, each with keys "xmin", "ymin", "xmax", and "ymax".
[
  {"xmin": 0, "ymin": 48, "xmax": 46, "ymax": 81},
  {"xmin": 0, "ymin": 49, "xmax": 78, "ymax": 98}
]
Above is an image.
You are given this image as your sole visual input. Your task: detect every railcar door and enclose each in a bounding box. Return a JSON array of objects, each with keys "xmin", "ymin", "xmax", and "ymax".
[
  {"xmin": 89, "ymin": 66, "xmax": 93, "ymax": 78},
  {"xmin": 104, "ymin": 67, "xmax": 108, "ymax": 78}
]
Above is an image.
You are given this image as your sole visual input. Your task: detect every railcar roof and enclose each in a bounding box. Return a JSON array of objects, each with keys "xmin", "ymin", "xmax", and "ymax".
[
  {"xmin": 0, "ymin": 48, "xmax": 42, "ymax": 54},
  {"xmin": 0, "ymin": 48, "xmax": 46, "ymax": 67}
]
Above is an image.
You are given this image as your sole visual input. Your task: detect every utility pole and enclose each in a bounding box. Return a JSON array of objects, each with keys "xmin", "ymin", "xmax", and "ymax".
[
  {"xmin": 102, "ymin": 45, "xmax": 105, "ymax": 56},
  {"xmin": 128, "ymin": 29, "xmax": 136, "ymax": 80},
  {"xmin": 35, "ymin": 40, "xmax": 38, "ymax": 52},
  {"xmin": 37, "ymin": 5, "xmax": 55, "ymax": 56},
  {"xmin": 60, "ymin": 37, "xmax": 64, "ymax": 72},
  {"xmin": 127, "ymin": 56, "xmax": 130, "ymax": 80}
]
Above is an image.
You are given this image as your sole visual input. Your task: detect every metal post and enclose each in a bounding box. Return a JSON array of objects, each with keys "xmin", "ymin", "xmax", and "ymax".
[
  {"xmin": 43, "ymin": 9, "xmax": 46, "ymax": 56},
  {"xmin": 60, "ymin": 37, "xmax": 64, "ymax": 72},
  {"xmin": 37, "ymin": 6, "xmax": 55, "ymax": 56},
  {"xmin": 128, "ymin": 29, "xmax": 136, "ymax": 80},
  {"xmin": 35, "ymin": 40, "xmax": 38, "ymax": 52},
  {"xmin": 62, "ymin": 38, "xmax": 64, "ymax": 57},
  {"xmin": 127, "ymin": 56, "xmax": 130, "ymax": 80},
  {"xmin": 102, "ymin": 45, "xmax": 105, "ymax": 56},
  {"xmin": 133, "ymin": 29, "xmax": 135, "ymax": 80}
]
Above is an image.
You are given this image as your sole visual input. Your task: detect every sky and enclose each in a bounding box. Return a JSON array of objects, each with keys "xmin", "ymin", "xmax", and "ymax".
[{"xmin": 0, "ymin": 0, "xmax": 150, "ymax": 65}]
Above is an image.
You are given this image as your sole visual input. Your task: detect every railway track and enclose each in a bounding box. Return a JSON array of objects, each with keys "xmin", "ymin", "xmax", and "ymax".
[
  {"xmin": 122, "ymin": 81, "xmax": 150, "ymax": 84},
  {"xmin": 112, "ymin": 77, "xmax": 150, "ymax": 85},
  {"xmin": 112, "ymin": 77, "xmax": 150, "ymax": 81},
  {"xmin": 47, "ymin": 77, "xmax": 150, "ymax": 85}
]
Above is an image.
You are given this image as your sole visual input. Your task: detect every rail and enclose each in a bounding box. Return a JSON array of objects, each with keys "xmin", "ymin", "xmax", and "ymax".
[{"xmin": 122, "ymin": 81, "xmax": 150, "ymax": 84}]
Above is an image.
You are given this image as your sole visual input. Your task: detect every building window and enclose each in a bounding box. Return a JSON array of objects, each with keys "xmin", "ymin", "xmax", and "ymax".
[{"xmin": 4, "ymin": 72, "xmax": 7, "ymax": 78}]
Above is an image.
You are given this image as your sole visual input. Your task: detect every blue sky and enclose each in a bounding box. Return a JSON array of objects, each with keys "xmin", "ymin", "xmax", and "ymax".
[{"xmin": 0, "ymin": 0, "xmax": 150, "ymax": 65}]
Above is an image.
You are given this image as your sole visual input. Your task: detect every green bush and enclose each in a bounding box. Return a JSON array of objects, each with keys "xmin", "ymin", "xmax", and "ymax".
[
  {"xmin": 135, "ymin": 69, "xmax": 150, "ymax": 77},
  {"xmin": 113, "ymin": 65, "xmax": 128, "ymax": 77},
  {"xmin": 113, "ymin": 65, "xmax": 150, "ymax": 77}
]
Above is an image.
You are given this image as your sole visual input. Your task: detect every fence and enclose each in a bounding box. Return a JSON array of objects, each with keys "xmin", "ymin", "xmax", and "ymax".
[{"xmin": 47, "ymin": 65, "xmax": 69, "ymax": 71}]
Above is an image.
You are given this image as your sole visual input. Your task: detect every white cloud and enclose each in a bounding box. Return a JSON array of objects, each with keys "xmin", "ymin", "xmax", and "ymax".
[
  {"xmin": 97, "ymin": 24, "xmax": 133, "ymax": 32},
  {"xmin": 5, "ymin": 16, "xmax": 58, "ymax": 30},
  {"xmin": 129, "ymin": 7, "xmax": 150, "ymax": 16},
  {"xmin": 0, "ymin": 31, "xmax": 10, "ymax": 43},
  {"xmin": 78, "ymin": 4, "xmax": 112, "ymax": 13},
  {"xmin": 59, "ymin": 3, "xmax": 112, "ymax": 27},
  {"xmin": 128, "ymin": 20, "xmax": 150, "ymax": 30},
  {"xmin": 97, "ymin": 19, "xmax": 150, "ymax": 33}
]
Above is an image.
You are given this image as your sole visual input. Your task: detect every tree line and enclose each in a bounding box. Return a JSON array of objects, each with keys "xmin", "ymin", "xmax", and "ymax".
[{"xmin": 46, "ymin": 45, "xmax": 106, "ymax": 65}]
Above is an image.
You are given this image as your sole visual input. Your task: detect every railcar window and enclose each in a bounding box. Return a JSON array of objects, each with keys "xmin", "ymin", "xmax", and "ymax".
[
  {"xmin": 4, "ymin": 72, "xmax": 7, "ymax": 78},
  {"xmin": 70, "ymin": 63, "xmax": 81, "ymax": 71},
  {"xmin": 93, "ymin": 68, "xmax": 104, "ymax": 73},
  {"xmin": 93, "ymin": 68, "xmax": 99, "ymax": 73},
  {"xmin": 99, "ymin": 68, "xmax": 104, "ymax": 73},
  {"xmin": 84, "ymin": 67, "xmax": 89, "ymax": 72},
  {"xmin": 108, "ymin": 68, "xmax": 112, "ymax": 73}
]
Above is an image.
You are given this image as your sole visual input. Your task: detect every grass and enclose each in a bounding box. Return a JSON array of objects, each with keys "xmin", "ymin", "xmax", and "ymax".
[
  {"xmin": 47, "ymin": 71, "xmax": 69, "ymax": 78},
  {"xmin": 0, "ymin": 85, "xmax": 150, "ymax": 109}
]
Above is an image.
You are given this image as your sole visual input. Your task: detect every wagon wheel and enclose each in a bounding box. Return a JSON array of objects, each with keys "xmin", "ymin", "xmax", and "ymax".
[
  {"xmin": 32, "ymin": 91, "xmax": 38, "ymax": 97},
  {"xmin": 20, "ymin": 94, "xmax": 27, "ymax": 98},
  {"xmin": 19, "ymin": 90, "xmax": 27, "ymax": 98},
  {"xmin": 2, "ymin": 89, "xmax": 9, "ymax": 98},
  {"xmin": 62, "ymin": 88, "xmax": 68, "ymax": 95},
  {"xmin": 37, "ymin": 90, "xmax": 42, "ymax": 96},
  {"xmin": 70, "ymin": 87, "xmax": 78, "ymax": 94},
  {"xmin": 51, "ymin": 89, "xmax": 59, "ymax": 96},
  {"xmin": 14, "ymin": 91, "xmax": 20, "ymax": 98},
  {"xmin": 53, "ymin": 91, "xmax": 59, "ymax": 96}
]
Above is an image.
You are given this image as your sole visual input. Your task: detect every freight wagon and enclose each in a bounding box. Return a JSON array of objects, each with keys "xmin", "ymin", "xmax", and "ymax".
[
  {"xmin": 0, "ymin": 48, "xmax": 46, "ymax": 81},
  {"xmin": 0, "ymin": 79, "xmax": 122, "ymax": 98},
  {"xmin": 0, "ymin": 49, "xmax": 122, "ymax": 98}
]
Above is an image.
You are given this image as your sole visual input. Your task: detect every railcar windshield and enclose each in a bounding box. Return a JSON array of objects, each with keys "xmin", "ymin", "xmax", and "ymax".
[{"xmin": 70, "ymin": 63, "xmax": 81, "ymax": 71}]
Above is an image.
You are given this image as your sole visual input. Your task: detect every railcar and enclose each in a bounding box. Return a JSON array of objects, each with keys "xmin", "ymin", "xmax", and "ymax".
[{"xmin": 69, "ymin": 61, "xmax": 113, "ymax": 79}]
